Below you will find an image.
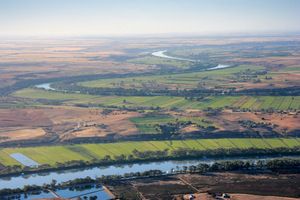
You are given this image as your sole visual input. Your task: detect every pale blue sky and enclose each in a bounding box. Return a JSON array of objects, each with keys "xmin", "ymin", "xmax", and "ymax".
[{"xmin": 0, "ymin": 0, "xmax": 299, "ymax": 36}]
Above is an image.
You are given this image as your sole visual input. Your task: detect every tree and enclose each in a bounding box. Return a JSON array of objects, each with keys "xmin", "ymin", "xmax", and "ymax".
[{"xmin": 50, "ymin": 179, "xmax": 57, "ymax": 188}]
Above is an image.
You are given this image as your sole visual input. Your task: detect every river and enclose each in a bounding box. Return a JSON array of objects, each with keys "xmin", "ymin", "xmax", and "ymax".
[
  {"xmin": 35, "ymin": 50, "xmax": 230, "ymax": 91},
  {"xmin": 35, "ymin": 83, "xmax": 55, "ymax": 90},
  {"xmin": 151, "ymin": 50, "xmax": 231, "ymax": 70},
  {"xmin": 1, "ymin": 156, "xmax": 298, "ymax": 190}
]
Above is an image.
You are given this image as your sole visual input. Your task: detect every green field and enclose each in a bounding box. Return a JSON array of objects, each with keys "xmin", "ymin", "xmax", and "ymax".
[
  {"xmin": 79, "ymin": 65, "xmax": 265, "ymax": 90},
  {"xmin": 176, "ymin": 117, "xmax": 214, "ymax": 128},
  {"xmin": 281, "ymin": 66, "xmax": 300, "ymax": 71},
  {"xmin": 13, "ymin": 88, "xmax": 299, "ymax": 111},
  {"xmin": 129, "ymin": 116, "xmax": 174, "ymax": 134},
  {"xmin": 0, "ymin": 138, "xmax": 299, "ymax": 167}
]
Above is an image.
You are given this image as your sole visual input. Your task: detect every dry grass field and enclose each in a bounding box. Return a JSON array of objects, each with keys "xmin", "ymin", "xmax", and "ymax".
[
  {"xmin": 0, "ymin": 106, "xmax": 298, "ymax": 143},
  {"xmin": 110, "ymin": 171, "xmax": 300, "ymax": 199},
  {"xmin": 0, "ymin": 107, "xmax": 141, "ymax": 142}
]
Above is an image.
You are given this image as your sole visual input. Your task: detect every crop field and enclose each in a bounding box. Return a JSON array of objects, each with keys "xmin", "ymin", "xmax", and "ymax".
[
  {"xmin": 129, "ymin": 116, "xmax": 174, "ymax": 134},
  {"xmin": 240, "ymin": 97, "xmax": 258, "ymax": 109},
  {"xmin": 248, "ymin": 139, "xmax": 271, "ymax": 148},
  {"xmin": 0, "ymin": 151, "xmax": 21, "ymax": 166},
  {"xmin": 290, "ymin": 97, "xmax": 300, "ymax": 110},
  {"xmin": 213, "ymin": 139, "xmax": 236, "ymax": 149},
  {"xmin": 79, "ymin": 65, "xmax": 266, "ymax": 90},
  {"xmin": 176, "ymin": 117, "xmax": 214, "ymax": 128},
  {"xmin": 281, "ymin": 138, "xmax": 300, "ymax": 147},
  {"xmin": 263, "ymin": 138, "xmax": 288, "ymax": 148},
  {"xmin": 278, "ymin": 96, "xmax": 293, "ymax": 110},
  {"xmin": 281, "ymin": 66, "xmax": 300, "ymax": 71},
  {"xmin": 231, "ymin": 96, "xmax": 251, "ymax": 108},
  {"xmin": 129, "ymin": 116, "xmax": 174, "ymax": 124},
  {"xmin": 228, "ymin": 139, "xmax": 254, "ymax": 149},
  {"xmin": 13, "ymin": 88, "xmax": 300, "ymax": 110},
  {"xmin": 181, "ymin": 140, "xmax": 206, "ymax": 150},
  {"xmin": 189, "ymin": 96, "xmax": 299, "ymax": 110},
  {"xmin": 269, "ymin": 97, "xmax": 285, "ymax": 109},
  {"xmin": 13, "ymin": 89, "xmax": 192, "ymax": 109},
  {"xmin": 0, "ymin": 138, "xmax": 299, "ymax": 167}
]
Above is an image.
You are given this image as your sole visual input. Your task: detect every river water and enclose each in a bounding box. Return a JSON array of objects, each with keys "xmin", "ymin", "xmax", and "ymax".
[
  {"xmin": 1, "ymin": 156, "xmax": 298, "ymax": 190},
  {"xmin": 151, "ymin": 50, "xmax": 197, "ymax": 62},
  {"xmin": 151, "ymin": 50, "xmax": 231, "ymax": 70},
  {"xmin": 35, "ymin": 83, "xmax": 55, "ymax": 90},
  {"xmin": 5, "ymin": 185, "xmax": 111, "ymax": 200}
]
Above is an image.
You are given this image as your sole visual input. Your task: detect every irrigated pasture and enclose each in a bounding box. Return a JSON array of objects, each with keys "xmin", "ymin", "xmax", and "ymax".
[
  {"xmin": 188, "ymin": 95, "xmax": 299, "ymax": 110},
  {"xmin": 15, "ymin": 88, "xmax": 300, "ymax": 110},
  {"xmin": 129, "ymin": 116, "xmax": 174, "ymax": 134},
  {"xmin": 0, "ymin": 138, "xmax": 299, "ymax": 167},
  {"xmin": 79, "ymin": 65, "xmax": 267, "ymax": 91}
]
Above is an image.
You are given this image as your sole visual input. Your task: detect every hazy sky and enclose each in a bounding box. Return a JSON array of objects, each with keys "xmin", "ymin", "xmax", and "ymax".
[{"xmin": 1, "ymin": 0, "xmax": 299, "ymax": 36}]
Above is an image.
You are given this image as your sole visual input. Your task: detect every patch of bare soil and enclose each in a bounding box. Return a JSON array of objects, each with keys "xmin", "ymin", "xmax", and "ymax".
[
  {"xmin": 0, "ymin": 107, "xmax": 142, "ymax": 143},
  {"xmin": 0, "ymin": 108, "xmax": 53, "ymax": 127},
  {"xmin": 124, "ymin": 171, "xmax": 300, "ymax": 199},
  {"xmin": 0, "ymin": 127, "xmax": 46, "ymax": 142},
  {"xmin": 178, "ymin": 171, "xmax": 300, "ymax": 198}
]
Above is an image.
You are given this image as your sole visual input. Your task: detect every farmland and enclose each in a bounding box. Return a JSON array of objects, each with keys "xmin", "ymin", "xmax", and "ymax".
[
  {"xmin": 79, "ymin": 65, "xmax": 267, "ymax": 90},
  {"xmin": 0, "ymin": 138, "xmax": 299, "ymax": 167},
  {"xmin": 0, "ymin": 36, "xmax": 299, "ymax": 174},
  {"xmin": 13, "ymin": 88, "xmax": 300, "ymax": 110},
  {"xmin": 129, "ymin": 116, "xmax": 174, "ymax": 134}
]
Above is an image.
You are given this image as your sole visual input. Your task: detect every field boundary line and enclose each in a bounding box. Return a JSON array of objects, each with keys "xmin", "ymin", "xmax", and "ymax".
[
  {"xmin": 278, "ymin": 138, "xmax": 290, "ymax": 148},
  {"xmin": 163, "ymin": 141, "xmax": 175, "ymax": 150},
  {"xmin": 229, "ymin": 96, "xmax": 243, "ymax": 108},
  {"xmin": 261, "ymin": 139, "xmax": 273, "ymax": 148},
  {"xmin": 213, "ymin": 140, "xmax": 223, "ymax": 148},
  {"xmin": 294, "ymin": 138, "xmax": 300, "ymax": 144},
  {"xmin": 246, "ymin": 139, "xmax": 257, "ymax": 148},
  {"xmin": 126, "ymin": 180, "xmax": 147, "ymax": 200},
  {"xmin": 287, "ymin": 96, "xmax": 294, "ymax": 110},
  {"xmin": 178, "ymin": 176, "xmax": 200, "ymax": 193},
  {"xmin": 248, "ymin": 96, "xmax": 260, "ymax": 110},
  {"xmin": 227, "ymin": 139, "xmax": 239, "ymax": 148},
  {"xmin": 181, "ymin": 140, "xmax": 191, "ymax": 149},
  {"xmin": 97, "ymin": 144, "xmax": 116, "ymax": 156},
  {"xmin": 239, "ymin": 96, "xmax": 251, "ymax": 108},
  {"xmin": 268, "ymin": 97, "xmax": 277, "ymax": 109},
  {"xmin": 195, "ymin": 140, "xmax": 207, "ymax": 149},
  {"xmin": 181, "ymin": 101, "xmax": 198, "ymax": 110},
  {"xmin": 277, "ymin": 96, "xmax": 286, "ymax": 110},
  {"xmin": 146, "ymin": 141, "xmax": 161, "ymax": 150}
]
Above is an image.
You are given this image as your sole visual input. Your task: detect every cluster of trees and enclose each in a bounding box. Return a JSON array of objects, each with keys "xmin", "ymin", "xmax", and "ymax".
[
  {"xmin": 170, "ymin": 146, "xmax": 300, "ymax": 159},
  {"xmin": 132, "ymin": 149, "xmax": 169, "ymax": 159},
  {"xmin": 177, "ymin": 157, "xmax": 300, "ymax": 173}
]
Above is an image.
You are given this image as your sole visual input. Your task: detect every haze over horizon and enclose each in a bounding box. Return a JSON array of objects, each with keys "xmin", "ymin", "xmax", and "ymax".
[{"xmin": 1, "ymin": 0, "xmax": 300, "ymax": 36}]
